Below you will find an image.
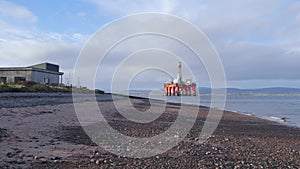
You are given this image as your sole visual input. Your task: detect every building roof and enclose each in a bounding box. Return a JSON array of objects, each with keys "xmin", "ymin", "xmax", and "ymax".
[{"xmin": 29, "ymin": 62, "xmax": 60, "ymax": 72}]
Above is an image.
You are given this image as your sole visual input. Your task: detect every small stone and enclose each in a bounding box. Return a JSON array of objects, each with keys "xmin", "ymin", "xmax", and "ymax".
[
  {"xmin": 17, "ymin": 160, "xmax": 26, "ymax": 164},
  {"xmin": 8, "ymin": 160, "xmax": 17, "ymax": 164},
  {"xmin": 50, "ymin": 156, "xmax": 62, "ymax": 160},
  {"xmin": 7, "ymin": 152, "xmax": 15, "ymax": 158},
  {"xmin": 31, "ymin": 136, "xmax": 38, "ymax": 140},
  {"xmin": 18, "ymin": 153, "xmax": 24, "ymax": 158}
]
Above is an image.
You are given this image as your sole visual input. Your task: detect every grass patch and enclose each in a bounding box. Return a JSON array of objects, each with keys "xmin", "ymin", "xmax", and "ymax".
[{"xmin": 0, "ymin": 81, "xmax": 104, "ymax": 94}]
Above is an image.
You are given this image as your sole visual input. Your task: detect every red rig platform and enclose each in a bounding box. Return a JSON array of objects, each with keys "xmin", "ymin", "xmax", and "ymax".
[{"xmin": 164, "ymin": 62, "xmax": 197, "ymax": 96}]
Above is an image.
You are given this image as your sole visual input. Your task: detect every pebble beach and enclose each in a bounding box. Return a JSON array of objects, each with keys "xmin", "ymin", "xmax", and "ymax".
[{"xmin": 0, "ymin": 93, "xmax": 299, "ymax": 168}]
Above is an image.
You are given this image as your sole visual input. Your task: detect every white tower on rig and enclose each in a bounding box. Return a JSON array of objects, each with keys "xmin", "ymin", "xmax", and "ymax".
[{"xmin": 177, "ymin": 61, "xmax": 182, "ymax": 84}]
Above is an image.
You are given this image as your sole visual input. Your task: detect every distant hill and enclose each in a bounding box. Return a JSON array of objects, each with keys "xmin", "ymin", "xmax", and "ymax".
[{"xmin": 198, "ymin": 87, "xmax": 300, "ymax": 95}]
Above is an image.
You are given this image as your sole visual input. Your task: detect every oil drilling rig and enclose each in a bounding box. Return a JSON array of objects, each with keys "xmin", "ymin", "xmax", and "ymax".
[{"xmin": 164, "ymin": 62, "xmax": 197, "ymax": 96}]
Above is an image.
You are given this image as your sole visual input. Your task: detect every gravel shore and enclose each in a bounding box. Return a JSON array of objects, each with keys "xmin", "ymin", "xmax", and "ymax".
[{"xmin": 0, "ymin": 93, "xmax": 299, "ymax": 168}]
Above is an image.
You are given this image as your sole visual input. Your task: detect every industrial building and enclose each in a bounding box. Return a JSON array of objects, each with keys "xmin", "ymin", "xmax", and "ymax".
[
  {"xmin": 0, "ymin": 63, "xmax": 64, "ymax": 85},
  {"xmin": 164, "ymin": 62, "xmax": 197, "ymax": 96}
]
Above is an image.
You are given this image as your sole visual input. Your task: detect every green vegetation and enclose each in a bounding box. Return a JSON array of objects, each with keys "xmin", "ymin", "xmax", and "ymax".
[{"xmin": 0, "ymin": 81, "xmax": 104, "ymax": 94}]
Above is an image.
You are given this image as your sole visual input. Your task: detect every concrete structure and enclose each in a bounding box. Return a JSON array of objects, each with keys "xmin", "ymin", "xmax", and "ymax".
[
  {"xmin": 0, "ymin": 63, "xmax": 64, "ymax": 85},
  {"xmin": 164, "ymin": 62, "xmax": 197, "ymax": 96}
]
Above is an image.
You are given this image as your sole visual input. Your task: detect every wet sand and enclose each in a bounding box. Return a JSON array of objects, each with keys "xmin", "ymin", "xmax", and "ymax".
[{"xmin": 0, "ymin": 93, "xmax": 299, "ymax": 168}]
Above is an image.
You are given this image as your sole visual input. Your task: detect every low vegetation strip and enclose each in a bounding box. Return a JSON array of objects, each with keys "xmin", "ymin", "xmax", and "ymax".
[
  {"xmin": 0, "ymin": 81, "xmax": 71, "ymax": 93},
  {"xmin": 0, "ymin": 81, "xmax": 104, "ymax": 94}
]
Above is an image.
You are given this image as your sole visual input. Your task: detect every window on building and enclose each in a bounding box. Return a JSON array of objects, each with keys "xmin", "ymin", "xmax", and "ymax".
[
  {"xmin": 0, "ymin": 77, "xmax": 7, "ymax": 84},
  {"xmin": 14, "ymin": 77, "xmax": 26, "ymax": 83},
  {"xmin": 44, "ymin": 78, "xmax": 50, "ymax": 84}
]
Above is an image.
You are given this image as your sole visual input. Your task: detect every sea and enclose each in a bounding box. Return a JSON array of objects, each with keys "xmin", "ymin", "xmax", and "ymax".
[{"xmin": 127, "ymin": 91, "xmax": 300, "ymax": 128}]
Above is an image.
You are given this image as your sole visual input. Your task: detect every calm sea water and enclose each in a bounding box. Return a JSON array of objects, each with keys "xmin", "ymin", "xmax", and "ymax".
[
  {"xmin": 128, "ymin": 91, "xmax": 300, "ymax": 128},
  {"xmin": 199, "ymin": 95, "xmax": 300, "ymax": 128}
]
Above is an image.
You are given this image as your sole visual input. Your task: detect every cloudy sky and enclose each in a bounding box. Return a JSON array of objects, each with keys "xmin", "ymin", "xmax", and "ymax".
[{"xmin": 0, "ymin": 0, "xmax": 300, "ymax": 90}]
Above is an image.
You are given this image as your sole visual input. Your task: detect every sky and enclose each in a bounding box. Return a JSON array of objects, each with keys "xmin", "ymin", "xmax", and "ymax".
[{"xmin": 0, "ymin": 0, "xmax": 300, "ymax": 90}]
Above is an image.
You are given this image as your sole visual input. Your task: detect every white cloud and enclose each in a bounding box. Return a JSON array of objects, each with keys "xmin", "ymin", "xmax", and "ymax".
[
  {"xmin": 0, "ymin": 39, "xmax": 81, "ymax": 67},
  {"xmin": 220, "ymin": 41, "xmax": 300, "ymax": 80},
  {"xmin": 87, "ymin": 0, "xmax": 182, "ymax": 16},
  {"xmin": 84, "ymin": 0, "xmax": 300, "ymax": 89},
  {"xmin": 0, "ymin": 1, "xmax": 38, "ymax": 23}
]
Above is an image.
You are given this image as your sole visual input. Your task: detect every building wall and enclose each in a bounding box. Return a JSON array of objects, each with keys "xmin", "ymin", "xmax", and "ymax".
[
  {"xmin": 31, "ymin": 70, "xmax": 60, "ymax": 84},
  {"xmin": 0, "ymin": 70, "xmax": 31, "ymax": 83},
  {"xmin": 0, "ymin": 70, "xmax": 60, "ymax": 84}
]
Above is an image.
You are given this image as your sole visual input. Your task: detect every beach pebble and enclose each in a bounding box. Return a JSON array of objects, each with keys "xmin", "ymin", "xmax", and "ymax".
[
  {"xmin": 50, "ymin": 156, "xmax": 61, "ymax": 160},
  {"xmin": 6, "ymin": 152, "xmax": 16, "ymax": 158}
]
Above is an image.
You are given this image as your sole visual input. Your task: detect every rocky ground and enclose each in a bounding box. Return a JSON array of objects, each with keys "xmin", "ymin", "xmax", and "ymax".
[{"xmin": 0, "ymin": 93, "xmax": 299, "ymax": 168}]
